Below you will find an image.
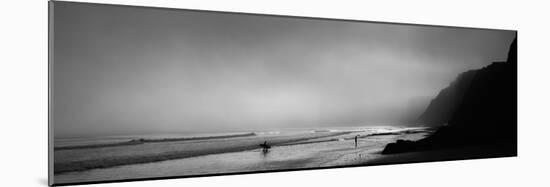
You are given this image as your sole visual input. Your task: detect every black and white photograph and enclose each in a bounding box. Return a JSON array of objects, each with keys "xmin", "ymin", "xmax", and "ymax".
[{"xmin": 49, "ymin": 1, "xmax": 517, "ymax": 186}]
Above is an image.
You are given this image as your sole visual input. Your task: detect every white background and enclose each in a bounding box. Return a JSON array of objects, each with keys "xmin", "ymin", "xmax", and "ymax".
[{"xmin": 0, "ymin": 0, "xmax": 548, "ymax": 186}]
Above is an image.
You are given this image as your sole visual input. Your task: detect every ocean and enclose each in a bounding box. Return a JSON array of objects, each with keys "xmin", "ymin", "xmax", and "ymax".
[{"xmin": 53, "ymin": 126, "xmax": 429, "ymax": 184}]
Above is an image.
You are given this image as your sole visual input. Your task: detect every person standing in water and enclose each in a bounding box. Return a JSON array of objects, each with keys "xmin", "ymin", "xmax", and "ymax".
[{"xmin": 354, "ymin": 135, "xmax": 358, "ymax": 148}]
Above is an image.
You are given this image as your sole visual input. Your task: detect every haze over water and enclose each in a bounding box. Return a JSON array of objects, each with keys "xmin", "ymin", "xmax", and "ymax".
[{"xmin": 52, "ymin": 3, "xmax": 516, "ymax": 138}]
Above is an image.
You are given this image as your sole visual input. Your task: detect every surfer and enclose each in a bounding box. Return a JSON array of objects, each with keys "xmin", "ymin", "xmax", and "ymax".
[{"xmin": 260, "ymin": 141, "xmax": 271, "ymax": 152}]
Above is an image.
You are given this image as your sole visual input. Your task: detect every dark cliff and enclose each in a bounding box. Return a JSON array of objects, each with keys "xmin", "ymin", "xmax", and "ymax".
[
  {"xmin": 418, "ymin": 70, "xmax": 478, "ymax": 127},
  {"xmin": 383, "ymin": 37, "xmax": 517, "ymax": 154}
]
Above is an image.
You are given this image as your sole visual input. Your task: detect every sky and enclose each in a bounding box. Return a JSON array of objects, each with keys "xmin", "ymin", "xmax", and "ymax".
[{"xmin": 52, "ymin": 2, "xmax": 516, "ymax": 137}]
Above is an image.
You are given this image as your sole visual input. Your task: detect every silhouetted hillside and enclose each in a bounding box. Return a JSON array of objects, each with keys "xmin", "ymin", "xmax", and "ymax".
[
  {"xmin": 418, "ymin": 70, "xmax": 477, "ymax": 127},
  {"xmin": 383, "ymin": 37, "xmax": 517, "ymax": 155}
]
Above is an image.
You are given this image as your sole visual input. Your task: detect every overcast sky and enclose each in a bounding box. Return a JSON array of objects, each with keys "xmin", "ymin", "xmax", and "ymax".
[{"xmin": 52, "ymin": 2, "xmax": 515, "ymax": 137}]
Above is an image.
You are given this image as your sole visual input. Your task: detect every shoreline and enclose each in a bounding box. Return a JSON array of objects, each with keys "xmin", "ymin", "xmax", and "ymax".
[
  {"xmin": 54, "ymin": 131, "xmax": 430, "ymax": 184},
  {"xmin": 54, "ymin": 131, "xmax": 354, "ymax": 174}
]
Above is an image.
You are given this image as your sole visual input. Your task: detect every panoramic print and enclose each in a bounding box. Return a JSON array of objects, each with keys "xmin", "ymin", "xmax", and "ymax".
[{"xmin": 50, "ymin": 1, "xmax": 517, "ymax": 185}]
